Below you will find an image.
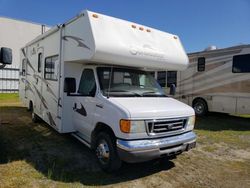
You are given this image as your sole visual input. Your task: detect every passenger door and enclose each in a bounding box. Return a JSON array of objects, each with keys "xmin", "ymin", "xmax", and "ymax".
[{"xmin": 72, "ymin": 69, "xmax": 97, "ymax": 141}]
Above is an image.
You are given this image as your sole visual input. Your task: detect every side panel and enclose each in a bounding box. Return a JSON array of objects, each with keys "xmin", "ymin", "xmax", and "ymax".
[
  {"xmin": 19, "ymin": 31, "xmax": 61, "ymax": 131},
  {"xmin": 237, "ymin": 97, "xmax": 250, "ymax": 114}
]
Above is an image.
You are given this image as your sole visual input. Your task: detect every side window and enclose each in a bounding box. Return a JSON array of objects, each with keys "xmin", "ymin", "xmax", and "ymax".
[
  {"xmin": 167, "ymin": 71, "xmax": 177, "ymax": 87},
  {"xmin": 38, "ymin": 53, "xmax": 42, "ymax": 73},
  {"xmin": 197, "ymin": 57, "xmax": 205, "ymax": 72},
  {"xmin": 232, "ymin": 54, "xmax": 250, "ymax": 73},
  {"xmin": 157, "ymin": 71, "xmax": 166, "ymax": 87},
  {"xmin": 78, "ymin": 69, "xmax": 96, "ymax": 96},
  {"xmin": 44, "ymin": 55, "xmax": 58, "ymax": 80}
]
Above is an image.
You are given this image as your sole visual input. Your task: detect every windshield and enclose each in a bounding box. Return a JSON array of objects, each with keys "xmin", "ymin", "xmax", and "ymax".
[{"xmin": 97, "ymin": 67, "xmax": 166, "ymax": 97}]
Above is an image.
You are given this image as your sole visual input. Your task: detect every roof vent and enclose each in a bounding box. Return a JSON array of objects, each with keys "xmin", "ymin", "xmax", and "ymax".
[{"xmin": 204, "ymin": 45, "xmax": 217, "ymax": 51}]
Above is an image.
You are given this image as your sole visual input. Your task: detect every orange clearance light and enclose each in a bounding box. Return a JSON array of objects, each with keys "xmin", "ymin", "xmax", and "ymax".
[
  {"xmin": 146, "ymin": 29, "xmax": 151, "ymax": 32},
  {"xmin": 120, "ymin": 120, "xmax": 131, "ymax": 133},
  {"xmin": 92, "ymin": 14, "xmax": 99, "ymax": 18},
  {"xmin": 131, "ymin": 24, "xmax": 136, "ymax": 29},
  {"xmin": 139, "ymin": 27, "xmax": 144, "ymax": 31},
  {"xmin": 173, "ymin": 36, "xmax": 178, "ymax": 39}
]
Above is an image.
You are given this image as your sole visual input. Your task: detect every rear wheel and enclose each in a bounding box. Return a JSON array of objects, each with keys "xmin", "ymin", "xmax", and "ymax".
[
  {"xmin": 95, "ymin": 132, "xmax": 122, "ymax": 172},
  {"xmin": 193, "ymin": 99, "xmax": 208, "ymax": 116},
  {"xmin": 30, "ymin": 104, "xmax": 40, "ymax": 123}
]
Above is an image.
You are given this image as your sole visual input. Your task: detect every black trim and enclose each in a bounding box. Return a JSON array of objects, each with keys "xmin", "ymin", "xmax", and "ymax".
[
  {"xmin": 0, "ymin": 89, "xmax": 18, "ymax": 92},
  {"xmin": 0, "ymin": 78, "xmax": 19, "ymax": 81},
  {"xmin": 0, "ymin": 68, "xmax": 19, "ymax": 71}
]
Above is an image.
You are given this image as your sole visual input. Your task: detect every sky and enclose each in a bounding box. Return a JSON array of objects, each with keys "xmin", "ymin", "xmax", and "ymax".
[{"xmin": 0, "ymin": 0, "xmax": 249, "ymax": 52}]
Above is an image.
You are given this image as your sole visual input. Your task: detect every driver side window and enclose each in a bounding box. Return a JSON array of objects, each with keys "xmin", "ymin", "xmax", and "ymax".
[{"xmin": 78, "ymin": 69, "xmax": 96, "ymax": 96}]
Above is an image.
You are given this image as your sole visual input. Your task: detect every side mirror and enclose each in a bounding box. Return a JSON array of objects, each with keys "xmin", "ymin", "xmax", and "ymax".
[
  {"xmin": 169, "ymin": 84, "xmax": 176, "ymax": 95},
  {"xmin": 0, "ymin": 47, "xmax": 12, "ymax": 65},
  {"xmin": 64, "ymin": 77, "xmax": 76, "ymax": 96}
]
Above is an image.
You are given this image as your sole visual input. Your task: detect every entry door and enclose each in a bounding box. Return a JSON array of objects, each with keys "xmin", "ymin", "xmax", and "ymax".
[
  {"xmin": 34, "ymin": 51, "xmax": 44, "ymax": 115},
  {"xmin": 72, "ymin": 69, "xmax": 97, "ymax": 141}
]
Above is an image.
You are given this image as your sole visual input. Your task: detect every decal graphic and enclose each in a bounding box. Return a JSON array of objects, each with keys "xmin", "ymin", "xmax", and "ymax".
[
  {"xmin": 33, "ymin": 85, "xmax": 48, "ymax": 109},
  {"xmin": 21, "ymin": 78, "xmax": 34, "ymax": 94},
  {"xmin": 47, "ymin": 112, "xmax": 57, "ymax": 127},
  {"xmin": 62, "ymin": 36, "xmax": 90, "ymax": 50},
  {"xmin": 73, "ymin": 103, "xmax": 87, "ymax": 116},
  {"xmin": 33, "ymin": 74, "xmax": 57, "ymax": 101},
  {"xmin": 21, "ymin": 48, "xmax": 57, "ymax": 128}
]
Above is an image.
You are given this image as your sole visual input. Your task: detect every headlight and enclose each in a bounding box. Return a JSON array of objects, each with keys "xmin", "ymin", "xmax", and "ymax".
[
  {"xmin": 186, "ymin": 116, "xmax": 195, "ymax": 131},
  {"xmin": 120, "ymin": 120, "xmax": 146, "ymax": 133}
]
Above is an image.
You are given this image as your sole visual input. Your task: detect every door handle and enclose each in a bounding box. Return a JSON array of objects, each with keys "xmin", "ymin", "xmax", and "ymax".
[{"xmin": 96, "ymin": 104, "xmax": 103, "ymax": 108}]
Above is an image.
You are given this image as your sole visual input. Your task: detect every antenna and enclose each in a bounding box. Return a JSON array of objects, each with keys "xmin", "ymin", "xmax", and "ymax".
[{"xmin": 107, "ymin": 66, "xmax": 113, "ymax": 99}]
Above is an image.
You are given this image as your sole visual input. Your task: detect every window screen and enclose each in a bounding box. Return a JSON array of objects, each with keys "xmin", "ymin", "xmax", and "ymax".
[
  {"xmin": 198, "ymin": 57, "xmax": 205, "ymax": 72},
  {"xmin": 44, "ymin": 55, "xmax": 58, "ymax": 80},
  {"xmin": 232, "ymin": 54, "xmax": 250, "ymax": 73},
  {"xmin": 167, "ymin": 71, "xmax": 177, "ymax": 87}
]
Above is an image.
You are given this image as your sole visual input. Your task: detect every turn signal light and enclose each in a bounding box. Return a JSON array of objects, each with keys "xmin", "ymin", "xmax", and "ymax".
[{"xmin": 120, "ymin": 120, "xmax": 131, "ymax": 133}]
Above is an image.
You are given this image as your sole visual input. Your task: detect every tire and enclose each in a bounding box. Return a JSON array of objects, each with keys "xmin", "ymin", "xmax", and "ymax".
[
  {"xmin": 95, "ymin": 132, "xmax": 122, "ymax": 172},
  {"xmin": 31, "ymin": 108, "xmax": 40, "ymax": 123},
  {"xmin": 27, "ymin": 101, "xmax": 33, "ymax": 112},
  {"xmin": 193, "ymin": 99, "xmax": 208, "ymax": 116}
]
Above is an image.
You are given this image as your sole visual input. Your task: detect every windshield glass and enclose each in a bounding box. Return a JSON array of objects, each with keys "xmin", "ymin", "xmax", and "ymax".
[{"xmin": 97, "ymin": 67, "xmax": 166, "ymax": 97}]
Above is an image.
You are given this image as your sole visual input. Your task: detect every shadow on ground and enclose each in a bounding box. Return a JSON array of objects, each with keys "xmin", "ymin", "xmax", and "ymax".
[
  {"xmin": 0, "ymin": 106, "xmax": 175, "ymax": 186},
  {"xmin": 195, "ymin": 112, "xmax": 250, "ymax": 131}
]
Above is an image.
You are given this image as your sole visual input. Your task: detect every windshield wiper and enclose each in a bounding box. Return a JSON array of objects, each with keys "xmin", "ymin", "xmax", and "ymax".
[
  {"xmin": 105, "ymin": 89, "xmax": 142, "ymax": 97},
  {"xmin": 142, "ymin": 91, "xmax": 167, "ymax": 97}
]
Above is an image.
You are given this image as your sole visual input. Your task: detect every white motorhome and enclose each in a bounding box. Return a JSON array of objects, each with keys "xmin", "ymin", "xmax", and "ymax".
[
  {"xmin": 19, "ymin": 10, "xmax": 196, "ymax": 172},
  {"xmin": 176, "ymin": 45, "xmax": 250, "ymax": 116}
]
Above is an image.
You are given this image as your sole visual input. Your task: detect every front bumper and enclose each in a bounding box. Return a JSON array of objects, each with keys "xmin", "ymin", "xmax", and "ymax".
[{"xmin": 116, "ymin": 131, "xmax": 196, "ymax": 163}]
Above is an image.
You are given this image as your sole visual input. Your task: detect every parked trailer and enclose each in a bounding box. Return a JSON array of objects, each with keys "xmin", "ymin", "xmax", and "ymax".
[{"xmin": 19, "ymin": 10, "xmax": 196, "ymax": 172}]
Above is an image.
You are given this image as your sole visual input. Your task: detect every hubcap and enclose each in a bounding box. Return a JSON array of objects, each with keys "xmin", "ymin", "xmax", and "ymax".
[
  {"xmin": 194, "ymin": 103, "xmax": 204, "ymax": 114},
  {"xmin": 96, "ymin": 139, "xmax": 110, "ymax": 165}
]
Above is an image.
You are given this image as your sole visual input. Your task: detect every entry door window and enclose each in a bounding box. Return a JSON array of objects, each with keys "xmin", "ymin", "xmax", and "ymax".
[{"xmin": 78, "ymin": 69, "xmax": 96, "ymax": 96}]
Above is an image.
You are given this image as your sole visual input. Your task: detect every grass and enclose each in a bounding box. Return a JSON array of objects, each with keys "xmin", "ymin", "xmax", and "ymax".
[
  {"xmin": 0, "ymin": 93, "xmax": 250, "ymax": 187},
  {"xmin": 0, "ymin": 93, "xmax": 20, "ymax": 106}
]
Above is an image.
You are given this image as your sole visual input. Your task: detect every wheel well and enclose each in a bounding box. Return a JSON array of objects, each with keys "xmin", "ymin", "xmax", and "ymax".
[
  {"xmin": 91, "ymin": 123, "xmax": 116, "ymax": 149},
  {"xmin": 192, "ymin": 97, "xmax": 207, "ymax": 107},
  {"xmin": 28, "ymin": 100, "xmax": 33, "ymax": 111}
]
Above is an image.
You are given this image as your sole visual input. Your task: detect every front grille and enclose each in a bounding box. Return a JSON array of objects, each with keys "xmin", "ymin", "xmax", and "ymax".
[{"xmin": 146, "ymin": 118, "xmax": 187, "ymax": 135}]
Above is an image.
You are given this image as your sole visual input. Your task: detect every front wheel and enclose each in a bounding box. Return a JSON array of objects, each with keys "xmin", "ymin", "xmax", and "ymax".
[
  {"xmin": 95, "ymin": 132, "xmax": 122, "ymax": 172},
  {"xmin": 193, "ymin": 99, "xmax": 208, "ymax": 116}
]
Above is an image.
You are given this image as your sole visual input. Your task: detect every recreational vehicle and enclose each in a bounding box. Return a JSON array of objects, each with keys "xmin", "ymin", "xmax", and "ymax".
[
  {"xmin": 19, "ymin": 10, "xmax": 196, "ymax": 171},
  {"xmin": 152, "ymin": 45, "xmax": 250, "ymax": 116},
  {"xmin": 177, "ymin": 45, "xmax": 250, "ymax": 116}
]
